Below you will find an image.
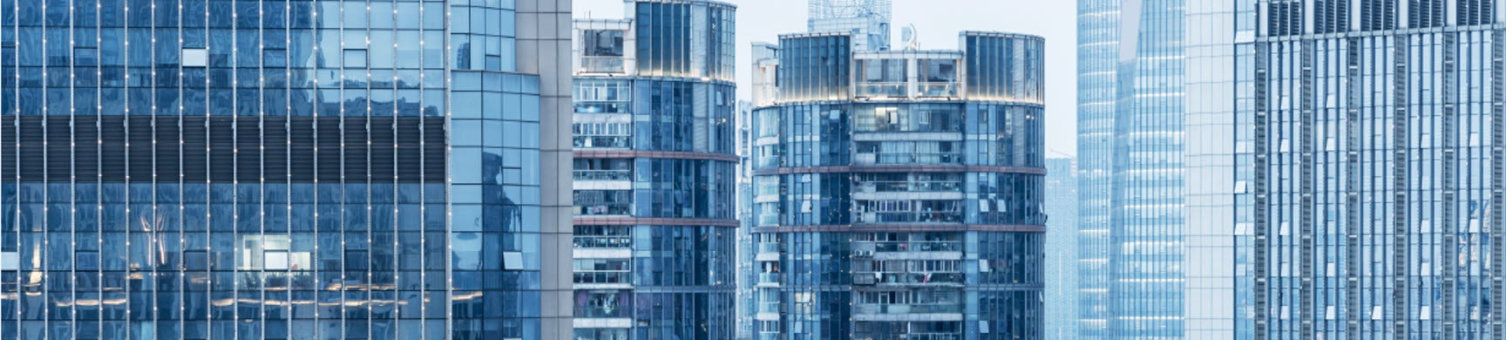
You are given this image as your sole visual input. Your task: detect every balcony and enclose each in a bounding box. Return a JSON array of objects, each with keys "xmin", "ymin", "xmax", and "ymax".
[
  {"xmin": 854, "ymin": 153, "xmax": 963, "ymax": 165},
  {"xmin": 856, "ymin": 180, "xmax": 963, "ymax": 193},
  {"xmin": 573, "ymin": 236, "xmax": 632, "ymax": 249},
  {"xmin": 579, "ymin": 56, "xmax": 626, "ymax": 74},
  {"xmin": 756, "ymin": 272, "xmax": 781, "ymax": 287},
  {"xmin": 916, "ymin": 82, "xmax": 960, "ymax": 98},
  {"xmin": 574, "ymin": 169, "xmax": 632, "ymax": 182},
  {"xmin": 853, "ymin": 272, "xmax": 963, "ymax": 286},
  {"xmin": 852, "ymin": 303, "xmax": 963, "ymax": 316},
  {"xmin": 857, "ymin": 82, "xmax": 908, "ymax": 99},
  {"xmin": 577, "ymin": 204, "xmax": 632, "ymax": 216},
  {"xmin": 573, "ymin": 136, "xmax": 631, "ymax": 149},
  {"xmin": 855, "ymin": 212, "xmax": 964, "ymax": 224},
  {"xmin": 864, "ymin": 241, "xmax": 963, "ymax": 253}
]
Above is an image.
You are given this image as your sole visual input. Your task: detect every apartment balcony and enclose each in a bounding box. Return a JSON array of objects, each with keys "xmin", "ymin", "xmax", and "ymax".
[
  {"xmin": 578, "ymin": 56, "xmax": 626, "ymax": 74},
  {"xmin": 857, "ymin": 82, "xmax": 909, "ymax": 99},
  {"xmin": 916, "ymin": 82, "xmax": 960, "ymax": 98},
  {"xmin": 851, "ymin": 303, "xmax": 964, "ymax": 322},
  {"xmin": 854, "ymin": 152, "xmax": 964, "ymax": 166},
  {"xmin": 852, "ymin": 272, "xmax": 964, "ymax": 287},
  {"xmin": 756, "ymin": 272, "xmax": 781, "ymax": 288},
  {"xmin": 855, "ymin": 211, "xmax": 964, "ymax": 224}
]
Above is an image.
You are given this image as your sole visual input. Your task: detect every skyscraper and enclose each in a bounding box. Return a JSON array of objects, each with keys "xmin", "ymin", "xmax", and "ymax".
[
  {"xmin": 749, "ymin": 31, "xmax": 1046, "ymax": 339},
  {"xmin": 807, "ymin": 0, "xmax": 892, "ymax": 51},
  {"xmin": 1236, "ymin": 0, "xmax": 1505, "ymax": 338},
  {"xmin": 736, "ymin": 100, "xmax": 756, "ymax": 340},
  {"xmin": 1075, "ymin": 0, "xmax": 1189, "ymax": 338},
  {"xmin": 0, "ymin": 0, "xmax": 573, "ymax": 338},
  {"xmin": 569, "ymin": 1, "xmax": 737, "ymax": 339},
  {"xmin": 1045, "ymin": 157, "xmax": 1079, "ymax": 340}
]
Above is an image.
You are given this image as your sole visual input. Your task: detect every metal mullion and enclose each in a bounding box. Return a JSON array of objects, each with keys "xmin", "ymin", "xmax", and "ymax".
[
  {"xmin": 90, "ymin": 0, "xmax": 105, "ymax": 337},
  {"xmin": 417, "ymin": 1, "xmax": 433, "ymax": 335},
  {"xmin": 382, "ymin": 1, "xmax": 400, "ymax": 336},
  {"xmin": 228, "ymin": 0, "xmax": 242, "ymax": 336},
  {"xmin": 337, "ymin": 2, "xmax": 347, "ymax": 337},
  {"xmin": 3, "ymin": 0, "xmax": 14, "ymax": 331},
  {"xmin": 65, "ymin": 0, "xmax": 77, "ymax": 336},
  {"xmin": 275, "ymin": 1, "xmax": 293, "ymax": 336},
  {"xmin": 309, "ymin": 2, "xmax": 323, "ymax": 336}
]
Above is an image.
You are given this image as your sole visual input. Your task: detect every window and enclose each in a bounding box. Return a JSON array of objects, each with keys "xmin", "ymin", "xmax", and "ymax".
[
  {"xmin": 583, "ymin": 30, "xmax": 625, "ymax": 57},
  {"xmin": 182, "ymin": 48, "xmax": 209, "ymax": 67},
  {"xmin": 0, "ymin": 252, "xmax": 15, "ymax": 270},
  {"xmin": 919, "ymin": 59, "xmax": 958, "ymax": 82},
  {"xmin": 503, "ymin": 251, "xmax": 525, "ymax": 270},
  {"xmin": 265, "ymin": 251, "xmax": 290, "ymax": 270},
  {"xmin": 344, "ymin": 49, "xmax": 369, "ymax": 68}
]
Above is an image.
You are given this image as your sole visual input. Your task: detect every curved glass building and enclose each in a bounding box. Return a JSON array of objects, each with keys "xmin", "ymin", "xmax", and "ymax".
[
  {"xmin": 569, "ymin": 1, "xmax": 737, "ymax": 339},
  {"xmin": 0, "ymin": 0, "xmax": 574, "ymax": 339},
  {"xmin": 749, "ymin": 31, "xmax": 1046, "ymax": 340}
]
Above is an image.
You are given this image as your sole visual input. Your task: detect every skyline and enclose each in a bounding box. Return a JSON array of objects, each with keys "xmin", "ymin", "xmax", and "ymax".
[
  {"xmin": 575, "ymin": 0, "xmax": 1079, "ymax": 157},
  {"xmin": 7, "ymin": 0, "xmax": 1504, "ymax": 339}
]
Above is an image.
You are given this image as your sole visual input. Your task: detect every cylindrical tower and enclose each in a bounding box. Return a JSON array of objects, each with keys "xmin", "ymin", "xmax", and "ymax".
[
  {"xmin": 749, "ymin": 31, "xmax": 1046, "ymax": 340},
  {"xmin": 569, "ymin": 1, "xmax": 738, "ymax": 339}
]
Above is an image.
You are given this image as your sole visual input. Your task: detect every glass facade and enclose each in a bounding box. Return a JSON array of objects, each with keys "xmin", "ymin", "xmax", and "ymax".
[
  {"xmin": 0, "ymin": 0, "xmax": 572, "ymax": 339},
  {"xmin": 1075, "ymin": 0, "xmax": 1188, "ymax": 338},
  {"xmin": 1237, "ymin": 0, "xmax": 1506, "ymax": 338},
  {"xmin": 750, "ymin": 32, "xmax": 1045, "ymax": 340},
  {"xmin": 570, "ymin": 1, "xmax": 737, "ymax": 339},
  {"xmin": 1044, "ymin": 158, "xmax": 1077, "ymax": 340},
  {"xmin": 806, "ymin": 0, "xmax": 891, "ymax": 52}
]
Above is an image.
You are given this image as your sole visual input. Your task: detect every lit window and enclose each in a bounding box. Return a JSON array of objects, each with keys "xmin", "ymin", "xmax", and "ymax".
[{"xmin": 182, "ymin": 48, "xmax": 209, "ymax": 67}]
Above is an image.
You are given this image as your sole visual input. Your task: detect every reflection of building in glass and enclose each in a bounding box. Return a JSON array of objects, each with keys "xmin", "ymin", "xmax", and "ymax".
[
  {"xmin": 0, "ymin": 0, "xmax": 573, "ymax": 338},
  {"xmin": 749, "ymin": 31, "xmax": 1045, "ymax": 339},
  {"xmin": 808, "ymin": 0, "xmax": 892, "ymax": 51},
  {"xmin": 570, "ymin": 1, "xmax": 738, "ymax": 339}
]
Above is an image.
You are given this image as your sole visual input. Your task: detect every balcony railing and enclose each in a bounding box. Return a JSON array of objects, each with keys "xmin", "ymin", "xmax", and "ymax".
[
  {"xmin": 573, "ymin": 271, "xmax": 630, "ymax": 285},
  {"xmin": 853, "ymin": 272, "xmax": 964, "ymax": 285},
  {"xmin": 573, "ymin": 236, "xmax": 632, "ymax": 249},
  {"xmin": 577, "ymin": 204, "xmax": 632, "ymax": 216},
  {"xmin": 579, "ymin": 56, "xmax": 626, "ymax": 74},
  {"xmin": 573, "ymin": 136, "xmax": 631, "ymax": 149},
  {"xmin": 856, "ymin": 82, "xmax": 908, "ymax": 98},
  {"xmin": 850, "ymin": 333, "xmax": 961, "ymax": 340},
  {"xmin": 862, "ymin": 241, "xmax": 963, "ymax": 253},
  {"xmin": 856, "ymin": 181, "xmax": 963, "ymax": 193},
  {"xmin": 756, "ymin": 272, "xmax": 781, "ymax": 285},
  {"xmin": 852, "ymin": 303, "xmax": 963, "ymax": 315},
  {"xmin": 855, "ymin": 212, "xmax": 964, "ymax": 224},
  {"xmin": 574, "ymin": 170, "xmax": 632, "ymax": 181},
  {"xmin": 855, "ymin": 153, "xmax": 964, "ymax": 165},
  {"xmin": 916, "ymin": 82, "xmax": 960, "ymax": 98},
  {"xmin": 756, "ymin": 301, "xmax": 781, "ymax": 314}
]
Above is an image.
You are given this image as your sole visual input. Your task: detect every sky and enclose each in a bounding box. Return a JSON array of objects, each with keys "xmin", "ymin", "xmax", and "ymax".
[{"xmin": 573, "ymin": 0, "xmax": 1078, "ymax": 157}]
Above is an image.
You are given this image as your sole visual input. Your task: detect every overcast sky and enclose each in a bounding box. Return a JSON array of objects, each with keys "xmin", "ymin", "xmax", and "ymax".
[{"xmin": 573, "ymin": 0, "xmax": 1078, "ymax": 157}]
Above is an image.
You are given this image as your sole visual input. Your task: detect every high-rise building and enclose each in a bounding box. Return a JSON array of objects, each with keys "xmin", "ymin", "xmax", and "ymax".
[
  {"xmin": 1183, "ymin": 0, "xmax": 1238, "ymax": 338},
  {"xmin": 807, "ymin": 0, "xmax": 892, "ymax": 51},
  {"xmin": 1045, "ymin": 157, "xmax": 1078, "ymax": 340},
  {"xmin": 1075, "ymin": 0, "xmax": 1189, "ymax": 338},
  {"xmin": 569, "ymin": 1, "xmax": 737, "ymax": 339},
  {"xmin": 749, "ymin": 31, "xmax": 1046, "ymax": 339},
  {"xmin": 736, "ymin": 100, "xmax": 756, "ymax": 340},
  {"xmin": 0, "ymin": 0, "xmax": 573, "ymax": 339},
  {"xmin": 1234, "ymin": 0, "xmax": 1505, "ymax": 338}
]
